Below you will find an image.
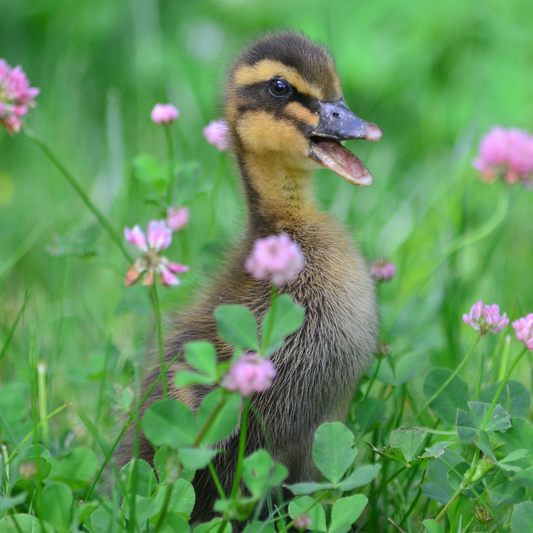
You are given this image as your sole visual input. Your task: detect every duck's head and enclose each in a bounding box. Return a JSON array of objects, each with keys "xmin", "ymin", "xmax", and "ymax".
[{"xmin": 225, "ymin": 32, "xmax": 382, "ymax": 187}]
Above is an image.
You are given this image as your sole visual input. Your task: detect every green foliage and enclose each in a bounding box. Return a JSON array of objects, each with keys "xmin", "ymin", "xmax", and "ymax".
[
  {"xmin": 214, "ymin": 305, "xmax": 260, "ymax": 352},
  {"xmin": 261, "ymin": 294, "xmax": 305, "ymax": 355},
  {"xmin": 1, "ymin": 1, "xmax": 533, "ymax": 531}
]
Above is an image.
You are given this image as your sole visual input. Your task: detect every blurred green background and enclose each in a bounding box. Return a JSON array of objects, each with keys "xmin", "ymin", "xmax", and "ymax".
[{"xmin": 1, "ymin": 0, "xmax": 532, "ymax": 429}]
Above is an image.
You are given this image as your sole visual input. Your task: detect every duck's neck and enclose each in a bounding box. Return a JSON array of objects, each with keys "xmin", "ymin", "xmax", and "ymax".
[{"xmin": 237, "ymin": 151, "xmax": 320, "ymax": 236}]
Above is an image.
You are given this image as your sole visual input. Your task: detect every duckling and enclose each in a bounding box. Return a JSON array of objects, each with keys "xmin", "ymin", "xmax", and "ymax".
[{"xmin": 120, "ymin": 32, "xmax": 381, "ymax": 522}]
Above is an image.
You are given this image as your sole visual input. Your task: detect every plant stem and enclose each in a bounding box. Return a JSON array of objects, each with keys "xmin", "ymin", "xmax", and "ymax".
[
  {"xmin": 209, "ymin": 154, "xmax": 226, "ymax": 240},
  {"xmin": 482, "ymin": 347, "xmax": 528, "ymax": 430},
  {"xmin": 193, "ymin": 400, "xmax": 225, "ymax": 447},
  {"xmin": 412, "ymin": 336, "xmax": 481, "ymax": 422},
  {"xmin": 230, "ymin": 397, "xmax": 251, "ymax": 499},
  {"xmin": 24, "ymin": 128, "xmax": 131, "ymax": 263},
  {"xmin": 37, "ymin": 361, "xmax": 48, "ymax": 446},
  {"xmin": 152, "ymin": 283, "xmax": 167, "ymax": 398},
  {"xmin": 363, "ymin": 358, "xmax": 381, "ymax": 400},
  {"xmin": 369, "ymin": 465, "xmax": 407, "ymax": 499},
  {"xmin": 208, "ymin": 462, "xmax": 226, "ymax": 499},
  {"xmin": 0, "ymin": 288, "xmax": 34, "ymax": 363},
  {"xmin": 153, "ymin": 481, "xmax": 175, "ymax": 533},
  {"xmin": 496, "ymin": 334, "xmax": 511, "ymax": 382},
  {"xmin": 435, "ymin": 486, "xmax": 463, "ymax": 522},
  {"xmin": 164, "ymin": 126, "xmax": 176, "ymax": 205}
]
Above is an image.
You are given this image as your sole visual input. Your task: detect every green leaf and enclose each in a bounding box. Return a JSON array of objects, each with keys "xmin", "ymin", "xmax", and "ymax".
[
  {"xmin": 394, "ymin": 352, "xmax": 427, "ymax": 386},
  {"xmin": 496, "ymin": 448, "xmax": 530, "ymax": 472},
  {"xmin": 493, "ymin": 418, "xmax": 533, "ymax": 458},
  {"xmin": 175, "ymin": 370, "xmax": 216, "ymax": 388},
  {"xmin": 154, "ymin": 446, "xmax": 194, "ymax": 484},
  {"xmin": 90, "ymin": 501, "xmax": 125, "ymax": 533},
  {"xmin": 423, "ymin": 368, "xmax": 469, "ymax": 425},
  {"xmin": 468, "ymin": 401, "xmax": 511, "ymax": 433},
  {"xmin": 425, "ymin": 450, "xmax": 467, "ymax": 504},
  {"xmin": 513, "ymin": 465, "xmax": 533, "ymax": 489},
  {"xmin": 337, "ymin": 464, "xmax": 381, "ymax": 491},
  {"xmin": 0, "ymin": 515, "xmax": 54, "ymax": 533},
  {"xmin": 475, "ymin": 430, "xmax": 496, "ymax": 460},
  {"xmin": 195, "ymin": 518, "xmax": 231, "ymax": 533},
  {"xmin": 456, "ymin": 409, "xmax": 478, "ymax": 444},
  {"xmin": 353, "ymin": 398, "xmax": 387, "ymax": 435},
  {"xmin": 329, "ymin": 494, "xmax": 368, "ymax": 533},
  {"xmin": 184, "ymin": 341, "xmax": 218, "ymax": 379},
  {"xmin": 422, "ymin": 441, "xmax": 454, "ymax": 459},
  {"xmin": 421, "ymin": 482, "xmax": 453, "ymax": 505},
  {"xmin": 150, "ymin": 512, "xmax": 190, "ymax": 533},
  {"xmin": 365, "ymin": 358, "xmax": 395, "ymax": 385},
  {"xmin": 389, "ymin": 428, "xmax": 428, "ymax": 462},
  {"xmin": 511, "ymin": 502, "xmax": 533, "ymax": 533},
  {"xmin": 0, "ymin": 494, "xmax": 27, "ymax": 512},
  {"xmin": 365, "ymin": 352, "xmax": 426, "ymax": 387},
  {"xmin": 479, "ymin": 380, "xmax": 531, "ymax": 418},
  {"xmin": 155, "ymin": 479, "xmax": 195, "ymax": 517},
  {"xmin": 313, "ymin": 422, "xmax": 357, "ymax": 484},
  {"xmin": 366, "ymin": 443, "xmax": 407, "ymax": 465},
  {"xmin": 214, "ymin": 305, "xmax": 260, "ymax": 351},
  {"xmin": 117, "ymin": 459, "xmax": 158, "ymax": 497},
  {"xmin": 196, "ymin": 389, "xmax": 241, "ymax": 446},
  {"xmin": 242, "ymin": 450, "xmax": 288, "ymax": 498},
  {"xmin": 487, "ymin": 469, "xmax": 526, "ymax": 506},
  {"xmin": 288, "ymin": 496, "xmax": 327, "ymax": 532},
  {"xmin": 423, "ymin": 519, "xmax": 444, "ymax": 533},
  {"xmin": 261, "ymin": 294, "xmax": 305, "ymax": 355},
  {"xmin": 50, "ymin": 448, "xmax": 98, "ymax": 487},
  {"xmin": 122, "ymin": 495, "xmax": 158, "ymax": 526},
  {"xmin": 284, "ymin": 481, "xmax": 334, "ymax": 495},
  {"xmin": 133, "ymin": 155, "xmax": 167, "ymax": 192},
  {"xmin": 179, "ymin": 448, "xmax": 218, "ymax": 470},
  {"xmin": 41, "ymin": 483, "xmax": 74, "ymax": 533},
  {"xmin": 143, "ymin": 398, "xmax": 198, "ymax": 449}
]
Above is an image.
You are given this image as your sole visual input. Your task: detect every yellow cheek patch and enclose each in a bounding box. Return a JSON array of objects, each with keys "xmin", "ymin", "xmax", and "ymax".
[
  {"xmin": 285, "ymin": 102, "xmax": 319, "ymax": 127},
  {"xmin": 234, "ymin": 59, "xmax": 328, "ymax": 101},
  {"xmin": 236, "ymin": 110, "xmax": 309, "ymax": 157}
]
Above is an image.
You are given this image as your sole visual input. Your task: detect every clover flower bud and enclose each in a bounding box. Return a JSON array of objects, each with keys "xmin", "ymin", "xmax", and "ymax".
[
  {"xmin": 203, "ymin": 120, "xmax": 230, "ymax": 151},
  {"xmin": 294, "ymin": 515, "xmax": 312, "ymax": 530},
  {"xmin": 166, "ymin": 206, "xmax": 190, "ymax": 232},
  {"xmin": 370, "ymin": 258, "xmax": 396, "ymax": 282},
  {"xmin": 151, "ymin": 103, "xmax": 179, "ymax": 125}
]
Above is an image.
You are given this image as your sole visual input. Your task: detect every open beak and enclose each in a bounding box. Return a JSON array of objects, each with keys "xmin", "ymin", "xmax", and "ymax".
[{"xmin": 309, "ymin": 100, "xmax": 382, "ymax": 186}]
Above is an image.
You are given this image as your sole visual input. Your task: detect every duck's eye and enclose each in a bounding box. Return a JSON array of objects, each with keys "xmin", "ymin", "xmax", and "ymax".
[{"xmin": 269, "ymin": 79, "xmax": 291, "ymax": 97}]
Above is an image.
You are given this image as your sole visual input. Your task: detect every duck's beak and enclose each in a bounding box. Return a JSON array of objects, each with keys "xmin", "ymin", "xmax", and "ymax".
[{"xmin": 309, "ymin": 100, "xmax": 382, "ymax": 186}]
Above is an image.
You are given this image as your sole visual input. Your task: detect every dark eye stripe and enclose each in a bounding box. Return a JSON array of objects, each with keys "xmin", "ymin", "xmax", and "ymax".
[{"xmin": 235, "ymin": 82, "xmax": 319, "ymax": 113}]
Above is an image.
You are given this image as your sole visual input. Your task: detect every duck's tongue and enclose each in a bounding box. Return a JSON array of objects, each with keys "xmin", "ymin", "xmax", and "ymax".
[{"xmin": 310, "ymin": 138, "xmax": 373, "ymax": 186}]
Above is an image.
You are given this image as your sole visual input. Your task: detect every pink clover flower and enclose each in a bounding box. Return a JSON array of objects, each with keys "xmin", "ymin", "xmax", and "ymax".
[
  {"xmin": 221, "ymin": 353, "xmax": 276, "ymax": 397},
  {"xmin": 245, "ymin": 233, "xmax": 305, "ymax": 287},
  {"xmin": 151, "ymin": 103, "xmax": 179, "ymax": 125},
  {"xmin": 0, "ymin": 59, "xmax": 40, "ymax": 135},
  {"xmin": 463, "ymin": 301, "xmax": 509, "ymax": 336}
]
